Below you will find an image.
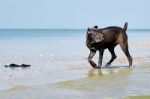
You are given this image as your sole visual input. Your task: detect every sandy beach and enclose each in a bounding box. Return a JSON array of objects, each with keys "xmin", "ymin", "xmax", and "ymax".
[{"xmin": 0, "ymin": 29, "xmax": 150, "ymax": 99}]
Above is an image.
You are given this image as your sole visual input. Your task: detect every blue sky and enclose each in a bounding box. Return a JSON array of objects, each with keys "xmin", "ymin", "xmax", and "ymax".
[{"xmin": 0, "ymin": 0, "xmax": 150, "ymax": 29}]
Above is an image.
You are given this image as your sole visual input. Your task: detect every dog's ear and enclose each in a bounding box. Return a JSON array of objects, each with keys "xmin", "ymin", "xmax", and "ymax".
[{"xmin": 87, "ymin": 27, "xmax": 90, "ymax": 34}]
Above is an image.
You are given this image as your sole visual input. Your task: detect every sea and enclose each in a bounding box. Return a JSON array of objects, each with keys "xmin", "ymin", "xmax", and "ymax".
[{"xmin": 0, "ymin": 29, "xmax": 150, "ymax": 98}]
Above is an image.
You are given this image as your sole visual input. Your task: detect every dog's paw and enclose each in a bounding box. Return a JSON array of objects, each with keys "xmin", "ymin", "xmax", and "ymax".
[
  {"xmin": 95, "ymin": 66, "xmax": 102, "ymax": 69},
  {"xmin": 105, "ymin": 63, "xmax": 111, "ymax": 67}
]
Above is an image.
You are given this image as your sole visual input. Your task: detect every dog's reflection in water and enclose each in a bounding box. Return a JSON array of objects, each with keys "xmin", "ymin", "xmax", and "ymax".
[
  {"xmin": 88, "ymin": 69, "xmax": 103, "ymax": 77},
  {"xmin": 88, "ymin": 68, "xmax": 118, "ymax": 77}
]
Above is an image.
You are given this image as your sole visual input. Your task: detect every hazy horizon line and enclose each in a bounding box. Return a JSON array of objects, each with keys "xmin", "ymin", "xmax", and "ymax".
[{"xmin": 0, "ymin": 28, "xmax": 150, "ymax": 31}]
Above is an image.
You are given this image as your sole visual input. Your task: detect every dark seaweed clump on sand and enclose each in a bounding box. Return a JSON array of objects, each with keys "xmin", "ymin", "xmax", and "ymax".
[{"xmin": 5, "ymin": 63, "xmax": 30, "ymax": 68}]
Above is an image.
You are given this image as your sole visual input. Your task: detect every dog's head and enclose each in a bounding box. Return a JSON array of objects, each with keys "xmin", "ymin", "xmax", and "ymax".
[{"xmin": 86, "ymin": 26, "xmax": 104, "ymax": 45}]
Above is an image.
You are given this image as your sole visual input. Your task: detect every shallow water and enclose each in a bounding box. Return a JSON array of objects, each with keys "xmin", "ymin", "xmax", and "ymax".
[
  {"xmin": 0, "ymin": 29, "xmax": 150, "ymax": 98},
  {"xmin": 0, "ymin": 63, "xmax": 150, "ymax": 99}
]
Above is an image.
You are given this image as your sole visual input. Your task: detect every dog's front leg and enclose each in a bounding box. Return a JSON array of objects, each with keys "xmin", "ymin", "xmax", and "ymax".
[
  {"xmin": 88, "ymin": 49, "xmax": 97, "ymax": 68},
  {"xmin": 98, "ymin": 49, "xmax": 104, "ymax": 69}
]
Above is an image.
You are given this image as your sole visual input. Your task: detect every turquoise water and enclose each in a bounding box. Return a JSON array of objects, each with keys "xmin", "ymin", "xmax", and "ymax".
[
  {"xmin": 0, "ymin": 29, "xmax": 85, "ymax": 56},
  {"xmin": 0, "ymin": 29, "xmax": 150, "ymax": 40},
  {"xmin": 0, "ymin": 29, "xmax": 150, "ymax": 57},
  {"xmin": 0, "ymin": 29, "xmax": 150, "ymax": 61},
  {"xmin": 0, "ymin": 29, "xmax": 150, "ymax": 38},
  {"xmin": 0, "ymin": 29, "xmax": 84, "ymax": 39},
  {"xmin": 0, "ymin": 29, "xmax": 149, "ymax": 55}
]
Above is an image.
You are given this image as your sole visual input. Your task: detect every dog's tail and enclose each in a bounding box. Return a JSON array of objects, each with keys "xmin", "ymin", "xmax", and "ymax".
[{"xmin": 123, "ymin": 22, "xmax": 128, "ymax": 32}]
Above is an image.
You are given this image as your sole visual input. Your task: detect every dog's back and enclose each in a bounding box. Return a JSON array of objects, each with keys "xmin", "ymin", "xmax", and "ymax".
[{"xmin": 100, "ymin": 23, "xmax": 128, "ymax": 46}]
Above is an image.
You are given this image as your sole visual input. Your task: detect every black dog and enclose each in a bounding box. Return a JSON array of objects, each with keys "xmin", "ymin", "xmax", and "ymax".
[{"xmin": 86, "ymin": 22, "xmax": 132, "ymax": 69}]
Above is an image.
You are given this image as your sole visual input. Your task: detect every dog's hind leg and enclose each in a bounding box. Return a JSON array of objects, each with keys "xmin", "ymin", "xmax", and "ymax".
[
  {"xmin": 105, "ymin": 46, "xmax": 117, "ymax": 67},
  {"xmin": 88, "ymin": 49, "xmax": 97, "ymax": 68},
  {"xmin": 120, "ymin": 41, "xmax": 132, "ymax": 67}
]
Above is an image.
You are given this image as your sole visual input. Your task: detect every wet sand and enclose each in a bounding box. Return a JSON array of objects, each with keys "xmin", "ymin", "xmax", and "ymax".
[{"xmin": 0, "ymin": 62, "xmax": 150, "ymax": 99}]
